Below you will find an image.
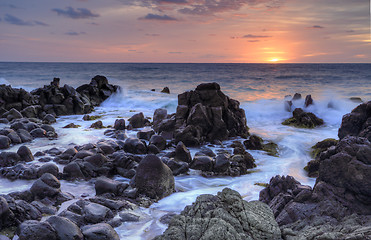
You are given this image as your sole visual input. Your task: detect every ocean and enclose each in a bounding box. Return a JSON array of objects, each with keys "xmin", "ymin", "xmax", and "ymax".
[{"xmin": 0, "ymin": 62, "xmax": 370, "ymax": 239}]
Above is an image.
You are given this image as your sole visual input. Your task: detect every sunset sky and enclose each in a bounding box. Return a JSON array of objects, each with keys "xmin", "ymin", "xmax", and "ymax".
[{"xmin": 0, "ymin": 0, "xmax": 370, "ymax": 63}]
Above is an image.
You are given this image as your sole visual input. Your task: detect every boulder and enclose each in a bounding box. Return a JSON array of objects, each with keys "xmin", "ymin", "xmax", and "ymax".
[
  {"xmin": 46, "ymin": 216, "xmax": 83, "ymax": 240},
  {"xmin": 0, "ymin": 135, "xmax": 11, "ymax": 149},
  {"xmin": 155, "ymin": 188, "xmax": 281, "ymax": 240},
  {"xmin": 174, "ymin": 141, "xmax": 192, "ymax": 163},
  {"xmin": 128, "ymin": 112, "xmax": 147, "ymax": 128},
  {"xmin": 149, "ymin": 135, "xmax": 167, "ymax": 151},
  {"xmin": 30, "ymin": 128, "xmax": 47, "ymax": 138},
  {"xmin": 30, "ymin": 173, "xmax": 61, "ymax": 199},
  {"xmin": 123, "ymin": 138, "xmax": 147, "ymax": 154},
  {"xmin": 114, "ymin": 119, "xmax": 125, "ymax": 130},
  {"xmin": 17, "ymin": 145, "xmax": 34, "ymax": 162},
  {"xmin": 161, "ymin": 87, "xmax": 170, "ymax": 94},
  {"xmin": 304, "ymin": 94, "xmax": 313, "ymax": 107},
  {"xmin": 95, "ymin": 177, "xmax": 128, "ymax": 195},
  {"xmin": 81, "ymin": 223, "xmax": 119, "ymax": 240},
  {"xmin": 0, "ymin": 152, "xmax": 21, "ymax": 167},
  {"xmin": 82, "ymin": 202, "xmax": 113, "ymax": 224},
  {"xmin": 17, "ymin": 129, "xmax": 32, "ymax": 142},
  {"xmin": 17, "ymin": 220, "xmax": 57, "ymax": 240},
  {"xmin": 90, "ymin": 121, "xmax": 104, "ymax": 129},
  {"xmin": 135, "ymin": 154, "xmax": 175, "ymax": 199},
  {"xmin": 37, "ymin": 163, "xmax": 59, "ymax": 178},
  {"xmin": 190, "ymin": 155, "xmax": 213, "ymax": 171},
  {"xmin": 43, "ymin": 114, "xmax": 56, "ymax": 124},
  {"xmin": 137, "ymin": 129, "xmax": 155, "ymax": 140},
  {"xmin": 7, "ymin": 131, "xmax": 21, "ymax": 144}
]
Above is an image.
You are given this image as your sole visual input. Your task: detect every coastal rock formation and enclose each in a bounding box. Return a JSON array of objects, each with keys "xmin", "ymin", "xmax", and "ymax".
[
  {"xmin": 338, "ymin": 100, "xmax": 371, "ymax": 141},
  {"xmin": 0, "ymin": 76, "xmax": 119, "ymax": 119},
  {"xmin": 260, "ymin": 136, "xmax": 371, "ymax": 238},
  {"xmin": 282, "ymin": 108, "xmax": 324, "ymax": 128},
  {"xmin": 153, "ymin": 83, "xmax": 249, "ymax": 146},
  {"xmin": 155, "ymin": 188, "xmax": 281, "ymax": 240}
]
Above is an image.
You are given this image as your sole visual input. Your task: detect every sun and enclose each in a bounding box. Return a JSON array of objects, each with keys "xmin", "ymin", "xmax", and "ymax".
[{"xmin": 268, "ymin": 58, "xmax": 280, "ymax": 62}]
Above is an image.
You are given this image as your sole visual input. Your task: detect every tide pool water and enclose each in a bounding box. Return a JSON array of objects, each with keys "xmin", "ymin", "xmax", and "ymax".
[{"xmin": 0, "ymin": 63, "xmax": 370, "ymax": 239}]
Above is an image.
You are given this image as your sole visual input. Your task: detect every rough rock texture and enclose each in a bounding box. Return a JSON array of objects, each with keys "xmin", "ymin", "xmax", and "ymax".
[
  {"xmin": 154, "ymin": 83, "xmax": 249, "ymax": 146},
  {"xmin": 81, "ymin": 223, "xmax": 119, "ymax": 240},
  {"xmin": 338, "ymin": 100, "xmax": 371, "ymax": 141},
  {"xmin": 17, "ymin": 220, "xmax": 57, "ymax": 240},
  {"xmin": 282, "ymin": 108, "xmax": 324, "ymax": 128},
  {"xmin": 134, "ymin": 154, "xmax": 175, "ymax": 199},
  {"xmin": 155, "ymin": 188, "xmax": 281, "ymax": 240},
  {"xmin": 46, "ymin": 216, "xmax": 83, "ymax": 240}
]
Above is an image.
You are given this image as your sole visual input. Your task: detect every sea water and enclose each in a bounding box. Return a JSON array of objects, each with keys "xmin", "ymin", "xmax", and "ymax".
[{"xmin": 0, "ymin": 63, "xmax": 370, "ymax": 239}]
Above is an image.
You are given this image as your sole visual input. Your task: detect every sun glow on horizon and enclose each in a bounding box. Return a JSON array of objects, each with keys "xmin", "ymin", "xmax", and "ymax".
[{"xmin": 268, "ymin": 58, "xmax": 280, "ymax": 62}]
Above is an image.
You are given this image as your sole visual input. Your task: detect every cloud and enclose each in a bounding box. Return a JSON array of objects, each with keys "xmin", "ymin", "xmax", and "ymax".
[
  {"xmin": 65, "ymin": 31, "xmax": 87, "ymax": 36},
  {"xmin": 3, "ymin": 14, "xmax": 48, "ymax": 27},
  {"xmin": 52, "ymin": 7, "xmax": 100, "ymax": 19},
  {"xmin": 168, "ymin": 51, "xmax": 183, "ymax": 54},
  {"xmin": 119, "ymin": 0, "xmax": 280, "ymax": 15},
  {"xmin": 139, "ymin": 13, "xmax": 177, "ymax": 21},
  {"xmin": 242, "ymin": 34, "xmax": 271, "ymax": 38},
  {"xmin": 308, "ymin": 25, "xmax": 324, "ymax": 29}
]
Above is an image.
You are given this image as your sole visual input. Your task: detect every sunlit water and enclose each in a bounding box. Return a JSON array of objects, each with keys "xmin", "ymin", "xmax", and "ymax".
[{"xmin": 0, "ymin": 63, "xmax": 370, "ymax": 239}]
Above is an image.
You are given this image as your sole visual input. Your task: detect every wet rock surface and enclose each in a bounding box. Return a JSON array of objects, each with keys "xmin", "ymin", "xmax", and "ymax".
[
  {"xmin": 282, "ymin": 108, "xmax": 324, "ymax": 128},
  {"xmin": 155, "ymin": 188, "xmax": 281, "ymax": 240}
]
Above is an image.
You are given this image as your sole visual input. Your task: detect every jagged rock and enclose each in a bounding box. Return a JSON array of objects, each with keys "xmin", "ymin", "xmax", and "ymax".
[
  {"xmin": 174, "ymin": 141, "xmax": 192, "ymax": 163},
  {"xmin": 155, "ymin": 83, "xmax": 249, "ymax": 146},
  {"xmin": 282, "ymin": 108, "xmax": 324, "ymax": 128},
  {"xmin": 134, "ymin": 154, "xmax": 174, "ymax": 199},
  {"xmin": 155, "ymin": 188, "xmax": 281, "ymax": 240},
  {"xmin": 90, "ymin": 121, "xmax": 104, "ymax": 129},
  {"xmin": 338, "ymin": 101, "xmax": 371, "ymax": 141},
  {"xmin": 137, "ymin": 129, "xmax": 155, "ymax": 140},
  {"xmin": 304, "ymin": 94, "xmax": 313, "ymax": 107},
  {"xmin": 190, "ymin": 155, "xmax": 213, "ymax": 171}
]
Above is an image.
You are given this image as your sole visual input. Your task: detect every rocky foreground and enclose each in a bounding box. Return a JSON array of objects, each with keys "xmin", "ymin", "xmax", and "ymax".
[{"xmin": 0, "ymin": 77, "xmax": 370, "ymax": 240}]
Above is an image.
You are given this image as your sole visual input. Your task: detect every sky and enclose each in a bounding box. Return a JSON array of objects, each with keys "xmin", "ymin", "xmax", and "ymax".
[{"xmin": 0, "ymin": 0, "xmax": 370, "ymax": 63}]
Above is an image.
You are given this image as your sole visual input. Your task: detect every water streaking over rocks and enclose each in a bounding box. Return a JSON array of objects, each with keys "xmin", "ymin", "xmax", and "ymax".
[{"xmin": 0, "ymin": 63, "xmax": 370, "ymax": 239}]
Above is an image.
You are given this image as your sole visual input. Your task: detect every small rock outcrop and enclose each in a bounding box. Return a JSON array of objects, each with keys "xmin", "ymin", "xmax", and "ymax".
[
  {"xmin": 282, "ymin": 108, "xmax": 324, "ymax": 128},
  {"xmin": 155, "ymin": 188, "xmax": 281, "ymax": 240},
  {"xmin": 153, "ymin": 83, "xmax": 249, "ymax": 146}
]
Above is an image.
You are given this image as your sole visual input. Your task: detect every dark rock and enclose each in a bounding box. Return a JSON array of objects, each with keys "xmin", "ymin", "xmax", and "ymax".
[
  {"xmin": 147, "ymin": 144, "xmax": 160, "ymax": 154},
  {"xmin": 81, "ymin": 223, "xmax": 119, "ymax": 240},
  {"xmin": 43, "ymin": 114, "xmax": 56, "ymax": 124},
  {"xmin": 4, "ymin": 108, "xmax": 23, "ymax": 121},
  {"xmin": 85, "ymin": 154, "xmax": 107, "ymax": 167},
  {"xmin": 17, "ymin": 129, "xmax": 32, "ymax": 142},
  {"xmin": 338, "ymin": 101, "xmax": 371, "ymax": 141},
  {"xmin": 292, "ymin": 93, "xmax": 302, "ymax": 100},
  {"xmin": 282, "ymin": 108, "xmax": 324, "ymax": 128},
  {"xmin": 244, "ymin": 135, "xmax": 263, "ymax": 150},
  {"xmin": 149, "ymin": 135, "xmax": 166, "ymax": 151},
  {"xmin": 284, "ymin": 100, "xmax": 293, "ymax": 112},
  {"xmin": 304, "ymin": 94, "xmax": 313, "ymax": 107},
  {"xmin": 0, "ymin": 136, "xmax": 11, "ymax": 149},
  {"xmin": 0, "ymin": 152, "xmax": 21, "ymax": 167},
  {"xmin": 214, "ymin": 154, "xmax": 230, "ymax": 172},
  {"xmin": 137, "ymin": 129, "xmax": 155, "ymax": 140},
  {"xmin": 123, "ymin": 138, "xmax": 146, "ymax": 154},
  {"xmin": 46, "ymin": 216, "xmax": 84, "ymax": 240},
  {"xmin": 155, "ymin": 188, "xmax": 281, "ymax": 240},
  {"xmin": 119, "ymin": 212, "xmax": 140, "ymax": 222},
  {"xmin": 135, "ymin": 154, "xmax": 175, "ymax": 199},
  {"xmin": 161, "ymin": 87, "xmax": 170, "ymax": 94},
  {"xmin": 63, "ymin": 162, "xmax": 84, "ymax": 179},
  {"xmin": 7, "ymin": 131, "xmax": 21, "ymax": 144},
  {"xmin": 17, "ymin": 220, "xmax": 57, "ymax": 240},
  {"xmin": 128, "ymin": 112, "xmax": 147, "ymax": 128},
  {"xmin": 196, "ymin": 147, "xmax": 216, "ymax": 157},
  {"xmin": 82, "ymin": 202, "xmax": 114, "ymax": 224},
  {"xmin": 190, "ymin": 155, "xmax": 213, "ymax": 171},
  {"xmin": 63, "ymin": 123, "xmax": 80, "ymax": 128},
  {"xmin": 95, "ymin": 177, "xmax": 128, "ymax": 195},
  {"xmin": 30, "ymin": 173, "xmax": 61, "ymax": 199},
  {"xmin": 37, "ymin": 163, "xmax": 59, "ymax": 177},
  {"xmin": 90, "ymin": 121, "xmax": 104, "ymax": 129},
  {"xmin": 153, "ymin": 108, "xmax": 167, "ymax": 132},
  {"xmin": 114, "ymin": 119, "xmax": 125, "ymax": 130},
  {"xmin": 30, "ymin": 128, "xmax": 47, "ymax": 138},
  {"xmin": 31, "ymin": 201, "xmax": 57, "ymax": 215},
  {"xmin": 75, "ymin": 150, "xmax": 94, "ymax": 159},
  {"xmin": 172, "ymin": 83, "xmax": 249, "ymax": 146},
  {"xmin": 174, "ymin": 141, "xmax": 192, "ymax": 163},
  {"xmin": 159, "ymin": 213, "xmax": 176, "ymax": 224},
  {"xmin": 17, "ymin": 145, "xmax": 34, "ymax": 162},
  {"xmin": 165, "ymin": 159, "xmax": 189, "ymax": 176},
  {"xmin": 60, "ymin": 147, "xmax": 78, "ymax": 160}
]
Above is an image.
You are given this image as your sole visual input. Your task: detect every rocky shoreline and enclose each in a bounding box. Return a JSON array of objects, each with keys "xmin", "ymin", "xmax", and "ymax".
[{"xmin": 0, "ymin": 77, "xmax": 370, "ymax": 239}]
